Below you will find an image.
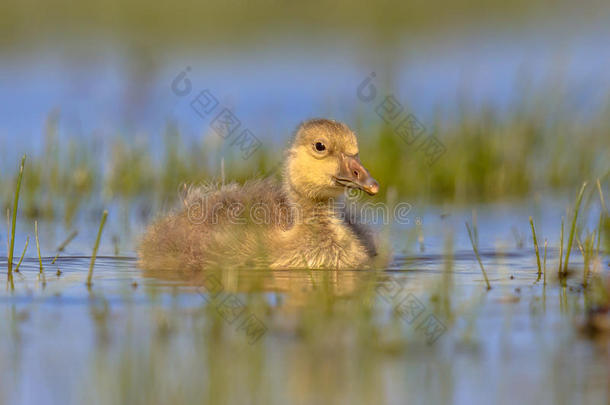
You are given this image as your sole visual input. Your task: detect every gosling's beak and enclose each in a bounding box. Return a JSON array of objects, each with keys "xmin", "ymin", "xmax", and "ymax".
[{"xmin": 334, "ymin": 154, "xmax": 379, "ymax": 196}]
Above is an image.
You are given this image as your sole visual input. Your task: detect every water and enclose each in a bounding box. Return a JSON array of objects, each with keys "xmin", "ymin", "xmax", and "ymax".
[
  {"xmin": 2, "ymin": 22, "xmax": 610, "ymax": 161},
  {"xmin": 1, "ymin": 18, "xmax": 609, "ymax": 404},
  {"xmin": 0, "ymin": 199, "xmax": 607, "ymax": 404}
]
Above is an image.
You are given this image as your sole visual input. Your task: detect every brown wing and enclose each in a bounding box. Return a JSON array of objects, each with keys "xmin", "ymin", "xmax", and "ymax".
[{"xmin": 137, "ymin": 178, "xmax": 292, "ymax": 273}]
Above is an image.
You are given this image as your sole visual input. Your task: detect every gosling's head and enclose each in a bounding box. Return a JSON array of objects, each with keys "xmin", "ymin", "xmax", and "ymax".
[{"xmin": 285, "ymin": 119, "xmax": 379, "ymax": 200}]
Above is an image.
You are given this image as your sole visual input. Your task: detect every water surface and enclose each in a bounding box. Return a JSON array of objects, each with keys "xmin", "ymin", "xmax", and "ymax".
[{"xmin": 1, "ymin": 199, "xmax": 607, "ymax": 404}]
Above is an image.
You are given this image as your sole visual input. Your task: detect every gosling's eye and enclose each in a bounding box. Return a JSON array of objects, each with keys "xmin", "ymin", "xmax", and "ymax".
[{"xmin": 314, "ymin": 142, "xmax": 326, "ymax": 152}]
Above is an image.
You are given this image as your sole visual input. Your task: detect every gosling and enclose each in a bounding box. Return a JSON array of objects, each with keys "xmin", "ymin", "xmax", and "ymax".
[{"xmin": 138, "ymin": 118, "xmax": 380, "ymax": 271}]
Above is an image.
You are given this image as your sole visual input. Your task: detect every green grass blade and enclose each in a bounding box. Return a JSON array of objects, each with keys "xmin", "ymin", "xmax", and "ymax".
[
  {"xmin": 576, "ymin": 237, "xmax": 588, "ymax": 287},
  {"xmin": 14, "ymin": 236, "xmax": 29, "ymax": 273},
  {"xmin": 35, "ymin": 221, "xmax": 45, "ymax": 285},
  {"xmin": 466, "ymin": 222, "xmax": 491, "ymax": 290},
  {"xmin": 543, "ymin": 239, "xmax": 548, "ymax": 286},
  {"xmin": 7, "ymin": 154, "xmax": 26, "ymax": 279},
  {"xmin": 597, "ymin": 179, "xmax": 606, "ymax": 256},
  {"xmin": 51, "ymin": 230, "xmax": 79, "ymax": 265},
  {"xmin": 472, "ymin": 209, "xmax": 479, "ymax": 248},
  {"xmin": 563, "ymin": 182, "xmax": 587, "ymax": 275},
  {"xmin": 87, "ymin": 210, "xmax": 108, "ymax": 287},
  {"xmin": 597, "ymin": 178, "xmax": 606, "ymax": 211},
  {"xmin": 529, "ymin": 216, "xmax": 541, "ymax": 280},
  {"xmin": 558, "ymin": 217, "xmax": 564, "ymax": 277},
  {"xmin": 5, "ymin": 209, "xmax": 10, "ymax": 260}
]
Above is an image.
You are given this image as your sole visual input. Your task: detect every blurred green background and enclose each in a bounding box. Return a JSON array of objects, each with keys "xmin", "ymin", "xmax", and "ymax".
[
  {"xmin": 1, "ymin": 4, "xmax": 609, "ymax": 405},
  {"xmin": 0, "ymin": 0, "xmax": 609, "ymax": 225}
]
